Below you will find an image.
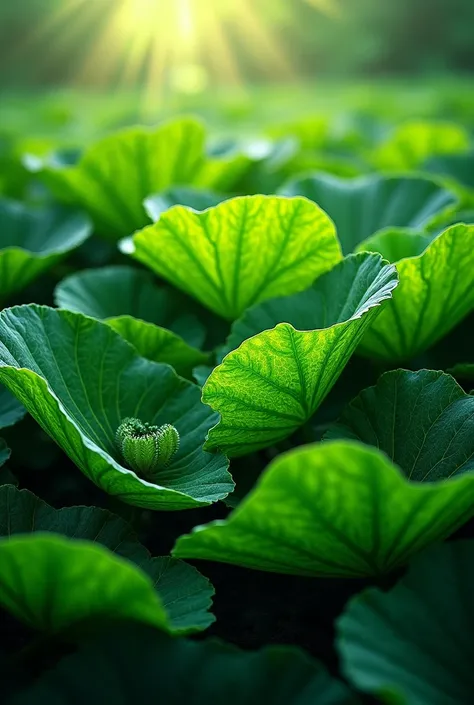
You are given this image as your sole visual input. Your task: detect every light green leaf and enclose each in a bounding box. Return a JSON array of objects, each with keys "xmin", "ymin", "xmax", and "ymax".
[
  {"xmin": 281, "ymin": 173, "xmax": 458, "ymax": 254},
  {"xmin": 325, "ymin": 370, "xmax": 474, "ymax": 481},
  {"xmin": 0, "ymin": 534, "xmax": 171, "ymax": 636},
  {"xmin": 173, "ymin": 440, "xmax": 474, "ymax": 578},
  {"xmin": 203, "ymin": 253, "xmax": 398, "ymax": 456},
  {"xmin": 12, "ymin": 623, "xmax": 360, "ymax": 705},
  {"xmin": 359, "ymin": 224, "xmax": 474, "ymax": 362},
  {"xmin": 356, "ymin": 228, "xmax": 434, "ymax": 261},
  {"xmin": 144, "ymin": 187, "xmax": 225, "ymax": 221},
  {"xmin": 122, "ymin": 195, "xmax": 342, "ymax": 320},
  {"xmin": 55, "ymin": 265, "xmax": 207, "ymax": 349},
  {"xmin": 338, "ymin": 540, "xmax": 474, "ymax": 705},
  {"xmin": 0, "ymin": 199, "xmax": 91, "ymax": 300},
  {"xmin": 0, "ymin": 305, "xmax": 232, "ymax": 510},
  {"xmin": 373, "ymin": 121, "xmax": 470, "ymax": 171},
  {"xmin": 32, "ymin": 118, "xmax": 247, "ymax": 238},
  {"xmin": 0, "ymin": 485, "xmax": 214, "ymax": 634}
]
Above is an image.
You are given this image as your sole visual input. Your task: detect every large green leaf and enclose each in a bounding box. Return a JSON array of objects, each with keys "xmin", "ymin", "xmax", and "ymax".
[
  {"xmin": 424, "ymin": 152, "xmax": 474, "ymax": 190},
  {"xmin": 373, "ymin": 121, "xmax": 470, "ymax": 171},
  {"xmin": 0, "ymin": 485, "xmax": 214, "ymax": 634},
  {"xmin": 55, "ymin": 265, "xmax": 207, "ymax": 349},
  {"xmin": 0, "ymin": 534, "xmax": 172, "ymax": 636},
  {"xmin": 0, "ymin": 385, "xmax": 26, "ymax": 429},
  {"xmin": 11, "ymin": 624, "xmax": 360, "ymax": 705},
  {"xmin": 0, "ymin": 305, "xmax": 232, "ymax": 510},
  {"xmin": 30, "ymin": 118, "xmax": 248, "ymax": 238},
  {"xmin": 144, "ymin": 187, "xmax": 225, "ymax": 221},
  {"xmin": 0, "ymin": 199, "xmax": 91, "ymax": 300},
  {"xmin": 359, "ymin": 224, "xmax": 474, "ymax": 362},
  {"xmin": 338, "ymin": 540, "xmax": 474, "ymax": 705},
  {"xmin": 173, "ymin": 440, "xmax": 474, "ymax": 578},
  {"xmin": 326, "ymin": 370, "xmax": 474, "ymax": 481},
  {"xmin": 281, "ymin": 173, "xmax": 457, "ymax": 254},
  {"xmin": 356, "ymin": 227, "xmax": 434, "ymax": 261},
  {"xmin": 121, "ymin": 195, "xmax": 342, "ymax": 320},
  {"xmin": 203, "ymin": 253, "xmax": 398, "ymax": 456}
]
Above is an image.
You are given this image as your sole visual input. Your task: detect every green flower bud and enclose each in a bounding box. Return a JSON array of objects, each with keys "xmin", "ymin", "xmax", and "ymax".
[{"xmin": 115, "ymin": 417, "xmax": 180, "ymax": 479}]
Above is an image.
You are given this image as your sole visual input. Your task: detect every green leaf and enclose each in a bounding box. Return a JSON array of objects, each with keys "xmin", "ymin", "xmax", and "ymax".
[
  {"xmin": 337, "ymin": 540, "xmax": 474, "ymax": 705},
  {"xmin": 0, "ymin": 199, "xmax": 91, "ymax": 300},
  {"xmin": 32, "ymin": 118, "xmax": 247, "ymax": 238},
  {"xmin": 173, "ymin": 440, "xmax": 474, "ymax": 578},
  {"xmin": 144, "ymin": 187, "xmax": 225, "ymax": 221},
  {"xmin": 0, "ymin": 385, "xmax": 26, "ymax": 429},
  {"xmin": 55, "ymin": 265, "xmax": 207, "ymax": 349},
  {"xmin": 326, "ymin": 369, "xmax": 474, "ymax": 481},
  {"xmin": 448, "ymin": 363, "xmax": 474, "ymax": 381},
  {"xmin": 356, "ymin": 228, "xmax": 434, "ymax": 261},
  {"xmin": 0, "ymin": 438, "xmax": 10, "ymax": 467},
  {"xmin": 0, "ymin": 534, "xmax": 170, "ymax": 636},
  {"xmin": 203, "ymin": 253, "xmax": 398, "ymax": 456},
  {"xmin": 373, "ymin": 121, "xmax": 470, "ymax": 170},
  {"xmin": 122, "ymin": 195, "xmax": 342, "ymax": 320},
  {"xmin": 11, "ymin": 623, "xmax": 360, "ymax": 705},
  {"xmin": 424, "ymin": 151, "xmax": 474, "ymax": 190},
  {"xmin": 0, "ymin": 305, "xmax": 232, "ymax": 510},
  {"xmin": 281, "ymin": 173, "xmax": 458, "ymax": 254},
  {"xmin": 0, "ymin": 484, "xmax": 214, "ymax": 634},
  {"xmin": 359, "ymin": 224, "xmax": 474, "ymax": 362}
]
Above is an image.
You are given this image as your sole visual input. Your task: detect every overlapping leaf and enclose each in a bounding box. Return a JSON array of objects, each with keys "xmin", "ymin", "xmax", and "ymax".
[
  {"xmin": 281, "ymin": 173, "xmax": 457, "ymax": 254},
  {"xmin": 31, "ymin": 118, "xmax": 247, "ymax": 238},
  {"xmin": 122, "ymin": 195, "xmax": 342, "ymax": 320},
  {"xmin": 338, "ymin": 540, "xmax": 474, "ymax": 705},
  {"xmin": 0, "ymin": 485, "xmax": 214, "ymax": 633},
  {"xmin": 174, "ymin": 441, "xmax": 474, "ymax": 578},
  {"xmin": 144, "ymin": 187, "xmax": 225, "ymax": 221},
  {"xmin": 11, "ymin": 624, "xmax": 360, "ymax": 705},
  {"xmin": 326, "ymin": 369, "xmax": 474, "ymax": 481},
  {"xmin": 0, "ymin": 199, "xmax": 91, "ymax": 300},
  {"xmin": 0, "ymin": 305, "xmax": 232, "ymax": 510},
  {"xmin": 203, "ymin": 253, "xmax": 397, "ymax": 456},
  {"xmin": 359, "ymin": 224, "xmax": 474, "ymax": 361}
]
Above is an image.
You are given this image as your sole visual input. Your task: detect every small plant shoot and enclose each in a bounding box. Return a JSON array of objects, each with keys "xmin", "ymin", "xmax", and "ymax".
[{"xmin": 116, "ymin": 418, "xmax": 180, "ymax": 479}]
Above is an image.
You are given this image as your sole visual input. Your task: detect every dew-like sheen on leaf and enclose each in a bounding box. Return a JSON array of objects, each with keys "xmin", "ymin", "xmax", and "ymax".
[
  {"xmin": 0, "ymin": 485, "xmax": 215, "ymax": 634},
  {"xmin": 173, "ymin": 441, "xmax": 474, "ymax": 578},
  {"xmin": 326, "ymin": 369, "xmax": 474, "ymax": 481},
  {"xmin": 359, "ymin": 224, "xmax": 474, "ymax": 361},
  {"xmin": 281, "ymin": 173, "xmax": 457, "ymax": 254},
  {"xmin": 122, "ymin": 195, "xmax": 342, "ymax": 320},
  {"xmin": 0, "ymin": 305, "xmax": 232, "ymax": 510},
  {"xmin": 338, "ymin": 540, "xmax": 474, "ymax": 705},
  {"xmin": 203, "ymin": 253, "xmax": 397, "ymax": 456}
]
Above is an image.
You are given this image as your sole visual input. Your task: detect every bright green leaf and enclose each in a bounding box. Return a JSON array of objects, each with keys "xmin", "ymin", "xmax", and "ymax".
[
  {"xmin": 0, "ymin": 485, "xmax": 214, "ymax": 634},
  {"xmin": 326, "ymin": 369, "xmax": 474, "ymax": 481},
  {"xmin": 281, "ymin": 173, "xmax": 458, "ymax": 254},
  {"xmin": 0, "ymin": 305, "xmax": 232, "ymax": 510},
  {"xmin": 0, "ymin": 199, "xmax": 91, "ymax": 300},
  {"xmin": 203, "ymin": 253, "xmax": 397, "ymax": 456},
  {"xmin": 359, "ymin": 224, "xmax": 474, "ymax": 362},
  {"xmin": 173, "ymin": 440, "xmax": 474, "ymax": 578},
  {"xmin": 31, "ymin": 119, "xmax": 247, "ymax": 238},
  {"xmin": 122, "ymin": 195, "xmax": 342, "ymax": 320},
  {"xmin": 0, "ymin": 534, "xmax": 172, "ymax": 636},
  {"xmin": 338, "ymin": 540, "xmax": 474, "ymax": 705},
  {"xmin": 11, "ymin": 623, "xmax": 360, "ymax": 705}
]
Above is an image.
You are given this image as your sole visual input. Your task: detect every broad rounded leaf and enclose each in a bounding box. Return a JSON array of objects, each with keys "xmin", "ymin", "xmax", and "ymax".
[
  {"xmin": 203, "ymin": 253, "xmax": 398, "ymax": 456},
  {"xmin": 144, "ymin": 187, "xmax": 225, "ymax": 221},
  {"xmin": 55, "ymin": 265, "xmax": 207, "ymax": 349},
  {"xmin": 338, "ymin": 540, "xmax": 474, "ymax": 705},
  {"xmin": 12, "ymin": 623, "xmax": 360, "ymax": 705},
  {"xmin": 281, "ymin": 173, "xmax": 457, "ymax": 254},
  {"xmin": 0, "ymin": 199, "xmax": 91, "ymax": 300},
  {"xmin": 31, "ymin": 119, "xmax": 246, "ymax": 238},
  {"xmin": 356, "ymin": 227, "xmax": 434, "ymax": 261},
  {"xmin": 0, "ymin": 485, "xmax": 215, "ymax": 634},
  {"xmin": 326, "ymin": 369, "xmax": 474, "ymax": 481},
  {"xmin": 0, "ymin": 534, "xmax": 170, "ymax": 635},
  {"xmin": 122, "ymin": 195, "xmax": 342, "ymax": 320},
  {"xmin": 359, "ymin": 224, "xmax": 474, "ymax": 362},
  {"xmin": 0, "ymin": 306, "xmax": 232, "ymax": 510},
  {"xmin": 174, "ymin": 441, "xmax": 474, "ymax": 578}
]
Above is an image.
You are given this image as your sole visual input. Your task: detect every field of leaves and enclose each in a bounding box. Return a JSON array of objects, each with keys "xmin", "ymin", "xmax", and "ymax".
[{"xmin": 1, "ymin": 84, "xmax": 474, "ymax": 703}]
